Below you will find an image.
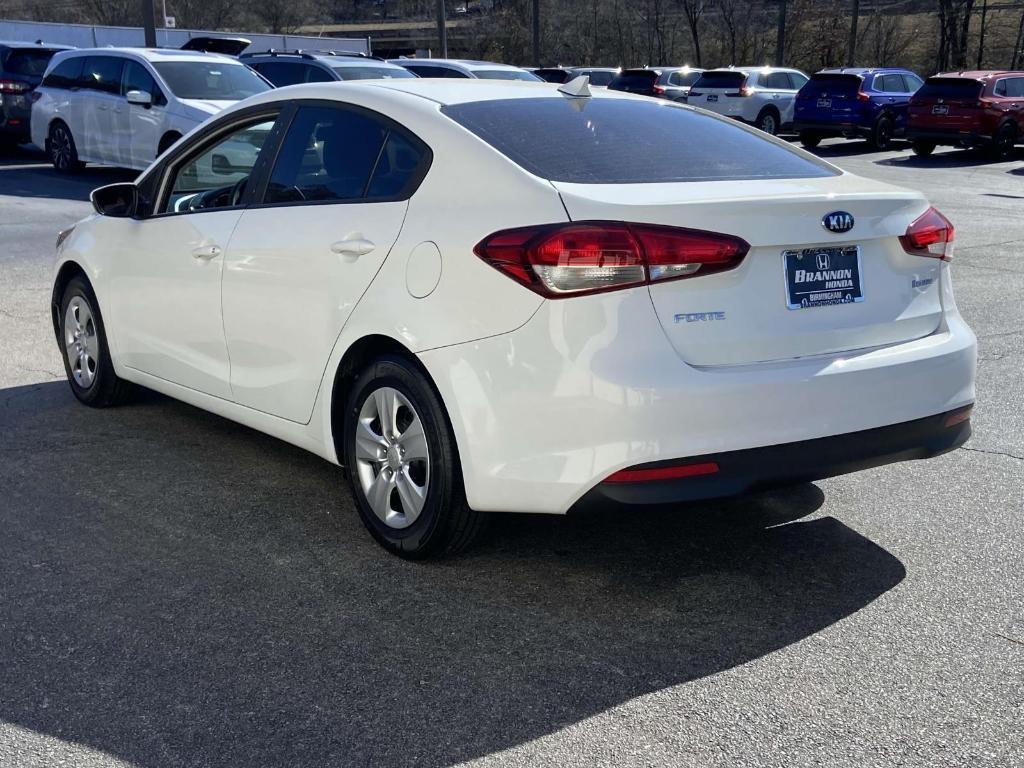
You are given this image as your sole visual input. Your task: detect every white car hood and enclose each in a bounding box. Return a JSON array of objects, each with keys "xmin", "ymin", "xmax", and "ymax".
[{"xmin": 176, "ymin": 99, "xmax": 237, "ymax": 124}]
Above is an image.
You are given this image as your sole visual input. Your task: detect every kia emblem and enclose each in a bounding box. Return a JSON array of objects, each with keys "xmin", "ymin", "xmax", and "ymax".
[{"xmin": 822, "ymin": 211, "xmax": 854, "ymax": 234}]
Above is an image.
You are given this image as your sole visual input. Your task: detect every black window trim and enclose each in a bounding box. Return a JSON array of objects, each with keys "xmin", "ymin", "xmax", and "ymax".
[
  {"xmin": 146, "ymin": 104, "xmax": 287, "ymax": 219},
  {"xmin": 246, "ymin": 98, "xmax": 433, "ymax": 212},
  {"xmin": 78, "ymin": 54, "xmax": 126, "ymax": 96}
]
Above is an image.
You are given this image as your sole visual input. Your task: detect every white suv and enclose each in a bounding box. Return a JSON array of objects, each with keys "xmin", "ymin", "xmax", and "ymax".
[
  {"xmin": 31, "ymin": 47, "xmax": 271, "ymax": 172},
  {"xmin": 688, "ymin": 66, "xmax": 809, "ymax": 134}
]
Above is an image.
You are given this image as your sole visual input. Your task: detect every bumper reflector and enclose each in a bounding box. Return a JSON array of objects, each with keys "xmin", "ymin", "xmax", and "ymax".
[
  {"xmin": 943, "ymin": 405, "xmax": 973, "ymax": 428},
  {"xmin": 604, "ymin": 461, "xmax": 720, "ymax": 484}
]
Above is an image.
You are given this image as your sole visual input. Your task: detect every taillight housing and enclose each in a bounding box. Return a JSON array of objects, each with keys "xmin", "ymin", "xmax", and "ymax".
[
  {"xmin": 474, "ymin": 222, "xmax": 749, "ymax": 298},
  {"xmin": 652, "ymin": 84, "xmax": 666, "ymax": 96},
  {"xmin": 0, "ymin": 79, "xmax": 30, "ymax": 94},
  {"xmin": 856, "ymin": 90, "xmax": 870, "ymax": 101},
  {"xmin": 899, "ymin": 206, "xmax": 955, "ymax": 261}
]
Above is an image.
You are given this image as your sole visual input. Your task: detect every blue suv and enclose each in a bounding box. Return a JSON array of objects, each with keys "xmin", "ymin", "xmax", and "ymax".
[{"xmin": 793, "ymin": 68, "xmax": 924, "ymax": 150}]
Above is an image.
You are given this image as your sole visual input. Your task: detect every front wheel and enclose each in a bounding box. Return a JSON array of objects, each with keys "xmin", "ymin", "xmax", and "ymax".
[
  {"xmin": 342, "ymin": 354, "xmax": 485, "ymax": 559},
  {"xmin": 756, "ymin": 108, "xmax": 779, "ymax": 136},
  {"xmin": 911, "ymin": 140, "xmax": 936, "ymax": 157},
  {"xmin": 59, "ymin": 277, "xmax": 131, "ymax": 407}
]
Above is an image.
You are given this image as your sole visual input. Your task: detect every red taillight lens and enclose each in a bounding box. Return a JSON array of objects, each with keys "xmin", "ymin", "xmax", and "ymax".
[
  {"xmin": 604, "ymin": 461, "xmax": 720, "ymax": 483},
  {"xmin": 856, "ymin": 90, "xmax": 870, "ymax": 101},
  {"xmin": 652, "ymin": 84, "xmax": 666, "ymax": 96},
  {"xmin": 899, "ymin": 206, "xmax": 955, "ymax": 261},
  {"xmin": 0, "ymin": 79, "xmax": 30, "ymax": 94},
  {"xmin": 474, "ymin": 222, "xmax": 749, "ymax": 298}
]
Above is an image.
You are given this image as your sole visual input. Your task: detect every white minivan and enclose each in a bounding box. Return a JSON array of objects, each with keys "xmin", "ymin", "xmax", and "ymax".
[{"xmin": 31, "ymin": 47, "xmax": 271, "ymax": 172}]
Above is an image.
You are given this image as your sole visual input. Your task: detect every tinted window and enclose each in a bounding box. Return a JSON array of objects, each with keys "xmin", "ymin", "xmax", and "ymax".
[
  {"xmin": 876, "ymin": 74, "xmax": 906, "ymax": 93},
  {"xmin": 42, "ymin": 56, "xmax": 83, "ymax": 89},
  {"xmin": 251, "ymin": 61, "xmax": 306, "ymax": 87},
  {"xmin": 306, "ymin": 65, "xmax": 333, "ymax": 83},
  {"xmin": 403, "ymin": 64, "xmax": 467, "ymax": 78},
  {"xmin": 764, "ymin": 71, "xmax": 792, "ymax": 89},
  {"xmin": 165, "ymin": 118, "xmax": 276, "ymax": 214},
  {"xmin": 122, "ymin": 60, "xmax": 164, "ymax": 104},
  {"xmin": 264, "ymin": 106, "xmax": 387, "ymax": 203},
  {"xmin": 3, "ymin": 48, "xmax": 61, "ymax": 76},
  {"xmin": 534, "ymin": 69, "xmax": 570, "ymax": 83},
  {"xmin": 804, "ymin": 73, "xmax": 860, "ymax": 94},
  {"xmin": 366, "ymin": 131, "xmax": 428, "ymax": 198},
  {"xmin": 902, "ymin": 73, "xmax": 923, "ymax": 92},
  {"xmin": 80, "ymin": 56, "xmax": 124, "ymax": 94},
  {"xmin": 917, "ymin": 78, "xmax": 982, "ymax": 100},
  {"xmin": 608, "ymin": 70, "xmax": 657, "ymax": 91},
  {"xmin": 153, "ymin": 61, "xmax": 270, "ymax": 100},
  {"xmin": 442, "ymin": 98, "xmax": 835, "ymax": 183},
  {"xmin": 788, "ymin": 72, "xmax": 808, "ymax": 88},
  {"xmin": 584, "ymin": 70, "xmax": 614, "ymax": 86},
  {"xmin": 667, "ymin": 71, "xmax": 700, "ymax": 87},
  {"xmin": 331, "ymin": 65, "xmax": 417, "ymax": 80},
  {"xmin": 691, "ymin": 71, "xmax": 745, "ymax": 89},
  {"xmin": 1008, "ymin": 78, "xmax": 1024, "ymax": 98},
  {"xmin": 473, "ymin": 69, "xmax": 542, "ymax": 81}
]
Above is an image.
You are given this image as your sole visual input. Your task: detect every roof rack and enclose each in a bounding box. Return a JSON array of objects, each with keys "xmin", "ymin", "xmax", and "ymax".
[{"xmin": 239, "ymin": 49, "xmax": 384, "ymax": 61}]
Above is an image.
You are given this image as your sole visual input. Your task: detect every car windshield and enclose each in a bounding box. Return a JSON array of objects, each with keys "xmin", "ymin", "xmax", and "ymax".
[
  {"xmin": 473, "ymin": 69, "xmax": 542, "ymax": 81},
  {"xmin": 332, "ymin": 65, "xmax": 417, "ymax": 80},
  {"xmin": 917, "ymin": 77, "xmax": 983, "ymax": 100},
  {"xmin": 152, "ymin": 61, "xmax": 271, "ymax": 100},
  {"xmin": 4, "ymin": 48, "xmax": 61, "ymax": 76},
  {"xmin": 442, "ymin": 97, "xmax": 836, "ymax": 183}
]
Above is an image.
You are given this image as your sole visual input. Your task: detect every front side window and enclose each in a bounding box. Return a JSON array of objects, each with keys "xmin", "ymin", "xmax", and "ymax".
[
  {"xmin": 80, "ymin": 56, "xmax": 125, "ymax": 94},
  {"xmin": 163, "ymin": 117, "xmax": 276, "ymax": 214},
  {"xmin": 1008, "ymin": 78, "xmax": 1024, "ymax": 98},
  {"xmin": 877, "ymin": 74, "xmax": 907, "ymax": 93},
  {"xmin": 263, "ymin": 105, "xmax": 428, "ymax": 204},
  {"xmin": 764, "ymin": 71, "xmax": 791, "ymax": 90},
  {"xmin": 153, "ymin": 61, "xmax": 271, "ymax": 100},
  {"xmin": 122, "ymin": 60, "xmax": 164, "ymax": 105},
  {"xmin": 789, "ymin": 72, "xmax": 809, "ymax": 89},
  {"xmin": 442, "ymin": 97, "xmax": 836, "ymax": 183}
]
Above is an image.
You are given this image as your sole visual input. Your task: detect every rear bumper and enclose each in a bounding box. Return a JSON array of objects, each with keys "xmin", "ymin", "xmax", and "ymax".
[
  {"xmin": 793, "ymin": 120, "xmax": 869, "ymax": 137},
  {"xmin": 0, "ymin": 97, "xmax": 32, "ymax": 140},
  {"xmin": 906, "ymin": 127, "xmax": 989, "ymax": 146},
  {"xmin": 579, "ymin": 408, "xmax": 971, "ymax": 508}
]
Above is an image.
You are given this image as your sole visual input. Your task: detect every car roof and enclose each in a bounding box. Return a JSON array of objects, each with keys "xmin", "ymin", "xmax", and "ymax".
[
  {"xmin": 0, "ymin": 40, "xmax": 74, "ymax": 50},
  {"xmin": 390, "ymin": 58, "xmax": 526, "ymax": 72},
  {"xmin": 816, "ymin": 67, "xmax": 912, "ymax": 75},
  {"xmin": 931, "ymin": 70, "xmax": 1023, "ymax": 80},
  {"xmin": 53, "ymin": 47, "xmax": 239, "ymax": 64},
  {"xmin": 242, "ymin": 51, "xmax": 393, "ymax": 64}
]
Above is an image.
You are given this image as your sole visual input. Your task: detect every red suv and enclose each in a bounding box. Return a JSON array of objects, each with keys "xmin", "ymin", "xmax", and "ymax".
[{"xmin": 907, "ymin": 71, "xmax": 1024, "ymax": 159}]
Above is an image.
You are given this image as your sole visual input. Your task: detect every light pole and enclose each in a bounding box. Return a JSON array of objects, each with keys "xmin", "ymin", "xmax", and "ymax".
[{"xmin": 436, "ymin": 0, "xmax": 448, "ymax": 58}]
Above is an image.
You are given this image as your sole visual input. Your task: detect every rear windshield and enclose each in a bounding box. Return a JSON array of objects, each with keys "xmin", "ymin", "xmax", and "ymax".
[
  {"xmin": 609, "ymin": 70, "xmax": 656, "ymax": 89},
  {"xmin": 805, "ymin": 73, "xmax": 861, "ymax": 91},
  {"xmin": 917, "ymin": 77, "xmax": 982, "ymax": 100},
  {"xmin": 332, "ymin": 65, "xmax": 416, "ymax": 80},
  {"xmin": 692, "ymin": 71, "xmax": 746, "ymax": 89},
  {"xmin": 473, "ymin": 69, "xmax": 542, "ymax": 81},
  {"xmin": 584, "ymin": 70, "xmax": 615, "ymax": 86},
  {"xmin": 3, "ymin": 48, "xmax": 61, "ymax": 76},
  {"xmin": 442, "ymin": 97, "xmax": 836, "ymax": 183},
  {"xmin": 153, "ymin": 61, "xmax": 271, "ymax": 100}
]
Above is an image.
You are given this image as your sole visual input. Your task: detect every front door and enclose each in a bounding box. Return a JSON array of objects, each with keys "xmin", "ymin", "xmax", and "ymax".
[
  {"xmin": 118, "ymin": 59, "xmax": 167, "ymax": 169},
  {"xmin": 105, "ymin": 114, "xmax": 280, "ymax": 399},
  {"xmin": 222, "ymin": 103, "xmax": 427, "ymax": 423}
]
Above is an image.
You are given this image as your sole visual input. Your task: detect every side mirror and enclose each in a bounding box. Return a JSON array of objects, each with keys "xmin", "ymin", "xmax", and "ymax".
[
  {"xmin": 91, "ymin": 182, "xmax": 138, "ymax": 218},
  {"xmin": 126, "ymin": 89, "xmax": 153, "ymax": 107}
]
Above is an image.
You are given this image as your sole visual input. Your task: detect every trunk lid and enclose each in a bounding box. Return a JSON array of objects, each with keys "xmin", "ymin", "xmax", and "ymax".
[
  {"xmin": 689, "ymin": 71, "xmax": 749, "ymax": 114},
  {"xmin": 908, "ymin": 77, "xmax": 984, "ymax": 131},
  {"xmin": 795, "ymin": 73, "xmax": 863, "ymax": 123},
  {"xmin": 553, "ymin": 175, "xmax": 943, "ymax": 367}
]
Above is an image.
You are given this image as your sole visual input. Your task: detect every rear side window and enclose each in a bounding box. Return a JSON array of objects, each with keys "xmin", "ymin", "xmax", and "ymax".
[
  {"xmin": 3, "ymin": 48, "xmax": 61, "ymax": 76},
  {"xmin": 692, "ymin": 71, "xmax": 745, "ymax": 90},
  {"xmin": 789, "ymin": 72, "xmax": 808, "ymax": 88},
  {"xmin": 264, "ymin": 105, "xmax": 428, "ymax": 204},
  {"xmin": 442, "ymin": 97, "xmax": 836, "ymax": 183},
  {"xmin": 917, "ymin": 78, "xmax": 982, "ymax": 100},
  {"xmin": 902, "ymin": 73, "xmax": 923, "ymax": 91},
  {"xmin": 80, "ymin": 56, "xmax": 125, "ymax": 94},
  {"xmin": 42, "ymin": 56, "xmax": 83, "ymax": 89}
]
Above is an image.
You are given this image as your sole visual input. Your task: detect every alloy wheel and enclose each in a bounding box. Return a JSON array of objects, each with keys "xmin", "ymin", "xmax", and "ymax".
[
  {"xmin": 760, "ymin": 113, "xmax": 777, "ymax": 134},
  {"xmin": 51, "ymin": 126, "xmax": 71, "ymax": 171},
  {"xmin": 64, "ymin": 296, "xmax": 98, "ymax": 389},
  {"xmin": 354, "ymin": 386, "xmax": 430, "ymax": 529}
]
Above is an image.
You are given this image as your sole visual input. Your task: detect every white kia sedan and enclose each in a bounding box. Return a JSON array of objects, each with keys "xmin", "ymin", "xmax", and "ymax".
[
  {"xmin": 51, "ymin": 79, "xmax": 976, "ymax": 558},
  {"xmin": 31, "ymin": 47, "xmax": 272, "ymax": 172}
]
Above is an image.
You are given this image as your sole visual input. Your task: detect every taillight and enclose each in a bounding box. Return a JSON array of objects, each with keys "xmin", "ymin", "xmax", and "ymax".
[
  {"xmin": 0, "ymin": 79, "xmax": 30, "ymax": 94},
  {"xmin": 726, "ymin": 87, "xmax": 754, "ymax": 97},
  {"xmin": 652, "ymin": 84, "xmax": 666, "ymax": 96},
  {"xmin": 474, "ymin": 222, "xmax": 749, "ymax": 298},
  {"xmin": 605, "ymin": 461, "xmax": 720, "ymax": 483},
  {"xmin": 856, "ymin": 90, "xmax": 870, "ymax": 101},
  {"xmin": 899, "ymin": 206, "xmax": 955, "ymax": 261}
]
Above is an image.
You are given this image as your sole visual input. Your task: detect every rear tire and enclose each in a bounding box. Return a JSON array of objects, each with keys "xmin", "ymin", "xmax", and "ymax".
[
  {"xmin": 799, "ymin": 131, "xmax": 822, "ymax": 148},
  {"xmin": 911, "ymin": 140, "xmax": 936, "ymax": 157},
  {"xmin": 48, "ymin": 121, "xmax": 84, "ymax": 173},
  {"xmin": 988, "ymin": 122, "xmax": 1016, "ymax": 161},
  {"xmin": 342, "ymin": 354, "xmax": 485, "ymax": 559},
  {"xmin": 755, "ymin": 108, "xmax": 779, "ymax": 136},
  {"xmin": 59, "ymin": 276, "xmax": 131, "ymax": 407},
  {"xmin": 868, "ymin": 114, "xmax": 894, "ymax": 151}
]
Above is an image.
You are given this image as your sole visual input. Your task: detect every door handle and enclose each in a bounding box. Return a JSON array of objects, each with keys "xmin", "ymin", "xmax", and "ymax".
[
  {"xmin": 331, "ymin": 238, "xmax": 375, "ymax": 258},
  {"xmin": 192, "ymin": 244, "xmax": 221, "ymax": 260}
]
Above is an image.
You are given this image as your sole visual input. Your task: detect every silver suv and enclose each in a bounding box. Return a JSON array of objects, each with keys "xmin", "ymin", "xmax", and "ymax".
[
  {"xmin": 242, "ymin": 50, "xmax": 416, "ymax": 85},
  {"xmin": 688, "ymin": 66, "xmax": 809, "ymax": 134}
]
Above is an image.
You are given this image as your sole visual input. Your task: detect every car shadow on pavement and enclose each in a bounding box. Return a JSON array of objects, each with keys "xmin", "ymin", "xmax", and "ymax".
[
  {"xmin": 875, "ymin": 148, "xmax": 1015, "ymax": 169},
  {"xmin": 0, "ymin": 146, "xmax": 137, "ymax": 202},
  {"xmin": 803, "ymin": 139, "xmax": 910, "ymax": 158},
  {"xmin": 0, "ymin": 381, "xmax": 906, "ymax": 767}
]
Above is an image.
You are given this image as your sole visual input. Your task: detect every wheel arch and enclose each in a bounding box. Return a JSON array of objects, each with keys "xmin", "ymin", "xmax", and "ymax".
[
  {"xmin": 51, "ymin": 260, "xmax": 89, "ymax": 343},
  {"xmin": 158, "ymin": 130, "xmax": 182, "ymax": 155}
]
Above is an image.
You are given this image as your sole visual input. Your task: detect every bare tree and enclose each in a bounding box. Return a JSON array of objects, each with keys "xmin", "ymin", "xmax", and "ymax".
[{"xmin": 678, "ymin": 0, "xmax": 704, "ymax": 66}]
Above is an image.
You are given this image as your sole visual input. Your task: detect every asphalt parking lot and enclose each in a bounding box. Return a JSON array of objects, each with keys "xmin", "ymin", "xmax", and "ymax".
[{"xmin": 1, "ymin": 139, "xmax": 1021, "ymax": 767}]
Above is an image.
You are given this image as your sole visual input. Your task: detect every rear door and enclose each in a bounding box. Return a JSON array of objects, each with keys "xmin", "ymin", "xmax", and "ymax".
[
  {"xmin": 221, "ymin": 102, "xmax": 428, "ymax": 423},
  {"xmin": 689, "ymin": 70, "xmax": 747, "ymax": 116},
  {"xmin": 77, "ymin": 56, "xmax": 126, "ymax": 163}
]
